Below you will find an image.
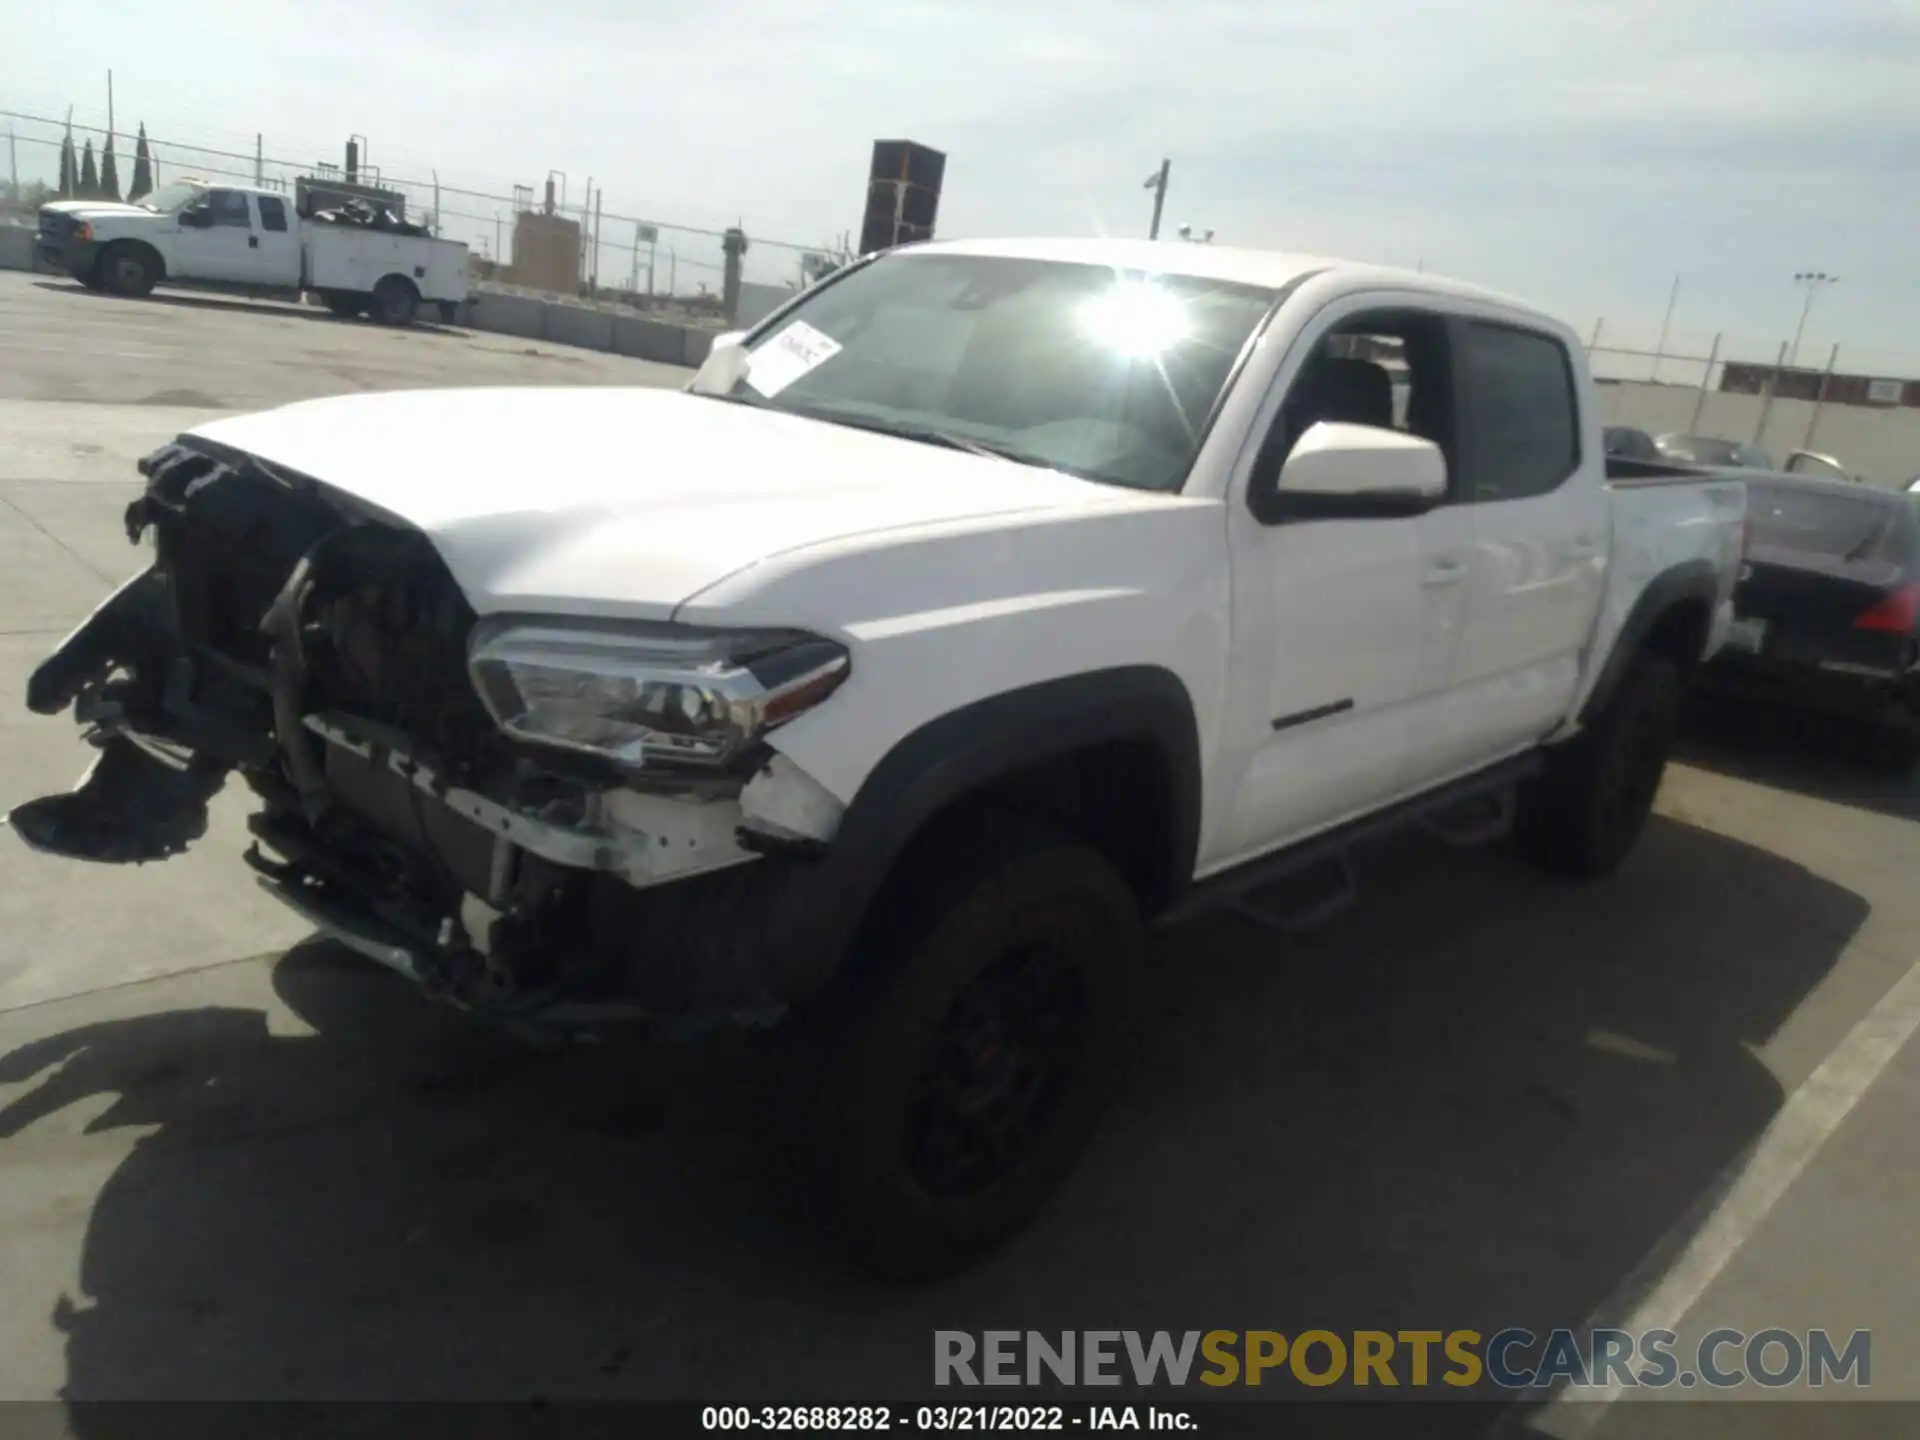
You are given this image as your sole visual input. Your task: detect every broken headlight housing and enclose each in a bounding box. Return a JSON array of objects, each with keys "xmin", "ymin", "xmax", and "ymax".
[{"xmin": 468, "ymin": 620, "xmax": 850, "ymax": 771}]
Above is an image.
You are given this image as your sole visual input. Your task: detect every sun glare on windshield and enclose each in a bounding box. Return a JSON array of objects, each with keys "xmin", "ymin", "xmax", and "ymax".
[{"xmin": 1079, "ymin": 280, "xmax": 1191, "ymax": 358}]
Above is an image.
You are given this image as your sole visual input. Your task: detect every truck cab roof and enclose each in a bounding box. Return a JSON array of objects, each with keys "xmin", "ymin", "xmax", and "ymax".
[{"xmin": 905, "ymin": 236, "xmax": 1551, "ymax": 329}]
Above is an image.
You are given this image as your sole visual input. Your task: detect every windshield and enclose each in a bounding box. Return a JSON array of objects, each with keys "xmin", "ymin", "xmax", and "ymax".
[
  {"xmin": 720, "ymin": 253, "xmax": 1279, "ymax": 492},
  {"xmin": 139, "ymin": 181, "xmax": 205, "ymax": 214},
  {"xmin": 1747, "ymin": 482, "xmax": 1897, "ymax": 560}
]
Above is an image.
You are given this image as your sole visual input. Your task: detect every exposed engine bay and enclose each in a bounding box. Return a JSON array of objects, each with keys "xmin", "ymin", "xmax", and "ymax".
[{"xmin": 11, "ymin": 439, "xmax": 844, "ymax": 1032}]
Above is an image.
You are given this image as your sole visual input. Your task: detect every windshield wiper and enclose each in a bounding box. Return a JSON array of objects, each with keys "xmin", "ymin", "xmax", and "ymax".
[{"xmin": 791, "ymin": 410, "xmax": 1048, "ymax": 467}]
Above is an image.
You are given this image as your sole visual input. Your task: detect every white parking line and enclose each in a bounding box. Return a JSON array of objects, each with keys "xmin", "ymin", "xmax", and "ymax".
[{"xmin": 1527, "ymin": 955, "xmax": 1920, "ymax": 1432}]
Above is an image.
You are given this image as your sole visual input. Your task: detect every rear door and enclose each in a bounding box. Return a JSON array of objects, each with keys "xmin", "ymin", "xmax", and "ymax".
[
  {"xmin": 1444, "ymin": 319, "xmax": 1610, "ymax": 764},
  {"xmin": 251, "ymin": 194, "xmax": 302, "ymax": 286}
]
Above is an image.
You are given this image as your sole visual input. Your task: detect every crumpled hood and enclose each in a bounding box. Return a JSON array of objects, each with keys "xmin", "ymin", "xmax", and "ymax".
[{"xmin": 184, "ymin": 387, "xmax": 1125, "ymax": 619}]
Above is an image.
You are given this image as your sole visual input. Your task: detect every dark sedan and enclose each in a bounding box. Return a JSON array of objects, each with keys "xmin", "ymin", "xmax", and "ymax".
[
  {"xmin": 1603, "ymin": 426, "xmax": 1661, "ymax": 460},
  {"xmin": 1699, "ymin": 477, "xmax": 1920, "ymax": 766}
]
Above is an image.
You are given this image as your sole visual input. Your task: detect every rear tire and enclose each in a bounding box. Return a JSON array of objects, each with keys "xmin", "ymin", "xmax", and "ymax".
[
  {"xmin": 1518, "ymin": 652, "xmax": 1681, "ymax": 879},
  {"xmin": 371, "ymin": 276, "xmax": 419, "ymax": 327},
  {"xmin": 99, "ymin": 242, "xmax": 158, "ymax": 298},
  {"xmin": 1868, "ymin": 721, "xmax": 1920, "ymax": 773}
]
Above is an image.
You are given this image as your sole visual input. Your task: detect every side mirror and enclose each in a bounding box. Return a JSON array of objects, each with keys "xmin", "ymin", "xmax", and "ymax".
[
  {"xmin": 687, "ymin": 331, "xmax": 750, "ymax": 396},
  {"xmin": 1267, "ymin": 421, "xmax": 1447, "ymax": 519}
]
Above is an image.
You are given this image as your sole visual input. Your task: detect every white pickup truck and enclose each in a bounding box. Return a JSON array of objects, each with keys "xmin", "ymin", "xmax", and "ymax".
[
  {"xmin": 35, "ymin": 179, "xmax": 468, "ymax": 327},
  {"xmin": 13, "ymin": 238, "xmax": 1746, "ymax": 1277}
]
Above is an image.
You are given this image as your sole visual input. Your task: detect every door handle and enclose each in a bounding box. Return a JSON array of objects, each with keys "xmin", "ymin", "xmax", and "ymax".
[
  {"xmin": 1421, "ymin": 557, "xmax": 1468, "ymax": 587},
  {"xmin": 249, "ymin": 235, "xmax": 259, "ymax": 248}
]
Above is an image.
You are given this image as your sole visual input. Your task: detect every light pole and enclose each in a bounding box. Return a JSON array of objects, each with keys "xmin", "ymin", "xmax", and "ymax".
[
  {"xmin": 1144, "ymin": 159, "xmax": 1170, "ymax": 240},
  {"xmin": 1788, "ymin": 271, "xmax": 1837, "ymax": 368}
]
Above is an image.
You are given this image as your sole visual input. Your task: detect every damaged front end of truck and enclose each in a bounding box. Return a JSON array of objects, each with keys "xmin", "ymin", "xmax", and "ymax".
[{"xmin": 11, "ymin": 438, "xmax": 854, "ymax": 1035}]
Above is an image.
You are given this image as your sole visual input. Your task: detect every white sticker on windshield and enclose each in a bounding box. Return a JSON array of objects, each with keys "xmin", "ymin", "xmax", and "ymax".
[{"xmin": 745, "ymin": 320, "xmax": 843, "ymax": 398}]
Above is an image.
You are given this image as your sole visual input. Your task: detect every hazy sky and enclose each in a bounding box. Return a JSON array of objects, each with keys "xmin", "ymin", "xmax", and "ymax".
[{"xmin": 6, "ymin": 0, "xmax": 1917, "ymax": 368}]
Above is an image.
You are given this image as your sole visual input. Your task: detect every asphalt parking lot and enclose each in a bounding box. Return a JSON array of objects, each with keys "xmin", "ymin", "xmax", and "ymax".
[{"xmin": 0, "ymin": 270, "xmax": 1916, "ymax": 1435}]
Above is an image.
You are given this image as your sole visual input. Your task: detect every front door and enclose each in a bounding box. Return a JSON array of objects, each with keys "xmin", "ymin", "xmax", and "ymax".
[
  {"xmin": 170, "ymin": 188, "xmax": 259, "ymax": 281},
  {"xmin": 1210, "ymin": 300, "xmax": 1472, "ymax": 870}
]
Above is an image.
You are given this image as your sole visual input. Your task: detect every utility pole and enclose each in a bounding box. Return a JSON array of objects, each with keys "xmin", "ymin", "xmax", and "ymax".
[
  {"xmin": 255, "ymin": 133, "xmax": 264, "ymax": 185},
  {"xmin": 1689, "ymin": 333, "xmax": 1722, "ymax": 432},
  {"xmin": 107, "ymin": 70, "xmax": 114, "ymax": 142},
  {"xmin": 1753, "ymin": 340, "xmax": 1790, "ymax": 447},
  {"xmin": 1788, "ymin": 271, "xmax": 1837, "ymax": 368},
  {"xmin": 1144, "ymin": 158, "xmax": 1170, "ymax": 240},
  {"xmin": 7, "ymin": 126, "xmax": 16, "ymax": 202},
  {"xmin": 592, "ymin": 187, "xmax": 603, "ymax": 292},
  {"xmin": 1651, "ymin": 274, "xmax": 1680, "ymax": 382},
  {"xmin": 1805, "ymin": 342, "xmax": 1841, "ymax": 451}
]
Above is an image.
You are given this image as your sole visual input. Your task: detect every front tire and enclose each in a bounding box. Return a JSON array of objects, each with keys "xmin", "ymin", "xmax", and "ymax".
[
  {"xmin": 1518, "ymin": 653, "xmax": 1681, "ymax": 879},
  {"xmin": 813, "ymin": 817, "xmax": 1146, "ymax": 1279},
  {"xmin": 99, "ymin": 242, "xmax": 158, "ymax": 298}
]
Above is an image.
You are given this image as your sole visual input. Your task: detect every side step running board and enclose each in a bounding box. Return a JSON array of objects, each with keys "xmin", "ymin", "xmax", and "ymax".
[
  {"xmin": 1421, "ymin": 788, "xmax": 1518, "ymax": 849},
  {"xmin": 1162, "ymin": 752, "xmax": 1545, "ymax": 932},
  {"xmin": 1228, "ymin": 852, "xmax": 1358, "ymax": 933}
]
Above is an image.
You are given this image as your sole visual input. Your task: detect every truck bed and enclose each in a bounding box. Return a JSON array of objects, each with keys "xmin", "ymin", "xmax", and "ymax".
[
  {"xmin": 302, "ymin": 227, "xmax": 468, "ymax": 305},
  {"xmin": 1605, "ymin": 455, "xmax": 1727, "ymax": 487}
]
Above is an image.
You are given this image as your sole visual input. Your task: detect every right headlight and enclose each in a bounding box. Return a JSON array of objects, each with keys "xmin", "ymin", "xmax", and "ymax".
[{"xmin": 468, "ymin": 619, "xmax": 850, "ymax": 772}]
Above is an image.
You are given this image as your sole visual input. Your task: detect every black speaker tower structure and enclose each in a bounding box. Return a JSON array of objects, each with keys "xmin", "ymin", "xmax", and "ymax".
[{"xmin": 859, "ymin": 139, "xmax": 946, "ymax": 256}]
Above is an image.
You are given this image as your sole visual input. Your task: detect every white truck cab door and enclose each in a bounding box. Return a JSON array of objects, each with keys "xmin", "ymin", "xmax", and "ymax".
[
  {"xmin": 1209, "ymin": 300, "xmax": 1474, "ymax": 869},
  {"xmin": 169, "ymin": 188, "xmax": 257, "ymax": 281},
  {"xmin": 1443, "ymin": 319, "xmax": 1609, "ymax": 764}
]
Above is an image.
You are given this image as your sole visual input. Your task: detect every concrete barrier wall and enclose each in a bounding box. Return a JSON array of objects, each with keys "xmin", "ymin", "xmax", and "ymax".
[
  {"xmin": 453, "ymin": 287, "xmax": 718, "ymax": 371},
  {"xmin": 613, "ymin": 315, "xmax": 689, "ymax": 365},
  {"xmin": 0, "ymin": 227, "xmax": 45, "ymax": 272},
  {"xmin": 542, "ymin": 303, "xmax": 617, "ymax": 353},
  {"xmin": 464, "ymin": 291, "xmax": 549, "ymax": 340},
  {"xmin": 682, "ymin": 329, "xmax": 716, "ymax": 369}
]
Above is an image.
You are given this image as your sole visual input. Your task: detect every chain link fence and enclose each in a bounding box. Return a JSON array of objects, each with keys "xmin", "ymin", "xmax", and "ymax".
[{"xmin": 2, "ymin": 108, "xmax": 837, "ymax": 311}]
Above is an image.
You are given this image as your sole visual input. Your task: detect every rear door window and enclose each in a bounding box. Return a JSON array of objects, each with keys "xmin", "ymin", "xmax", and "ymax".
[
  {"xmin": 207, "ymin": 190, "xmax": 253, "ymax": 228},
  {"xmin": 257, "ymin": 196, "xmax": 289, "ymax": 233}
]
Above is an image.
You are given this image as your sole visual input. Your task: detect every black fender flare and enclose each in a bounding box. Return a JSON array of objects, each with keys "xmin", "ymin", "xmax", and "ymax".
[
  {"xmin": 1580, "ymin": 558, "xmax": 1720, "ymax": 725},
  {"xmin": 766, "ymin": 666, "xmax": 1203, "ymax": 999}
]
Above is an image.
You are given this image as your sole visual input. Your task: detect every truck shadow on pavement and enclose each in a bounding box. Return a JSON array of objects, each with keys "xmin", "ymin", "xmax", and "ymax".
[
  {"xmin": 0, "ymin": 815, "xmax": 1867, "ymax": 1431},
  {"xmin": 30, "ymin": 279, "xmax": 467, "ymax": 337},
  {"xmin": 1675, "ymin": 697, "xmax": 1920, "ymax": 823}
]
